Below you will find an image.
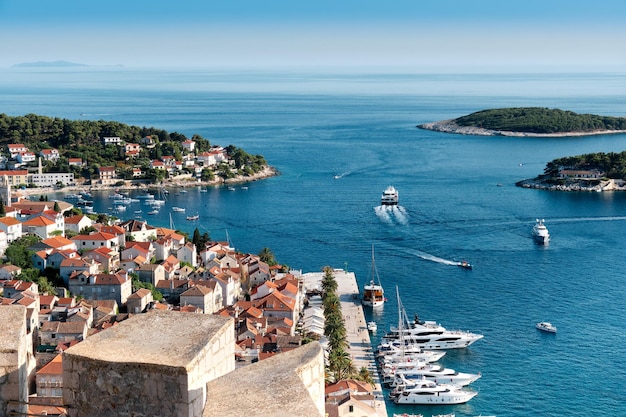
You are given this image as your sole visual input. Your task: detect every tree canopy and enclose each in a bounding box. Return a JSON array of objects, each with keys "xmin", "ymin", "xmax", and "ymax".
[{"xmin": 455, "ymin": 107, "xmax": 626, "ymax": 134}]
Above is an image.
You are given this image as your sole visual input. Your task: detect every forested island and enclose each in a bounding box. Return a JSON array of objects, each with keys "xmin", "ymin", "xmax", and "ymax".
[
  {"xmin": 0, "ymin": 113, "xmax": 273, "ymax": 188},
  {"xmin": 419, "ymin": 107, "xmax": 626, "ymax": 137},
  {"xmin": 517, "ymin": 151, "xmax": 626, "ymax": 191}
]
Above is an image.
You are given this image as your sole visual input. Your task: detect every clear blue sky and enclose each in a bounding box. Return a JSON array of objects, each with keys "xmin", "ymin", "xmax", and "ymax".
[{"xmin": 1, "ymin": 0, "xmax": 624, "ymax": 71}]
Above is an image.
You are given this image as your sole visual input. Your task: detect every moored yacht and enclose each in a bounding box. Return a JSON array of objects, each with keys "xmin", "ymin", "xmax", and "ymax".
[
  {"xmin": 383, "ymin": 314, "xmax": 483, "ymax": 350},
  {"xmin": 381, "ymin": 185, "xmax": 399, "ymax": 206},
  {"xmin": 532, "ymin": 219, "xmax": 550, "ymax": 245},
  {"xmin": 383, "ymin": 363, "xmax": 481, "ymax": 388},
  {"xmin": 391, "ymin": 377, "xmax": 477, "ymax": 405}
]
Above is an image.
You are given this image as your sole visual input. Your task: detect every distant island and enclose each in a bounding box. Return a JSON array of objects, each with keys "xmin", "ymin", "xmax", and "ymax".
[
  {"xmin": 12, "ymin": 60, "xmax": 88, "ymax": 68},
  {"xmin": 517, "ymin": 150, "xmax": 626, "ymax": 192},
  {"xmin": 418, "ymin": 107, "xmax": 626, "ymax": 137}
]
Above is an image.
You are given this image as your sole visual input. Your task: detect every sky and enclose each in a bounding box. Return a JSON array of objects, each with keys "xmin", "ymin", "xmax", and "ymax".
[{"xmin": 0, "ymin": 0, "xmax": 625, "ymax": 71}]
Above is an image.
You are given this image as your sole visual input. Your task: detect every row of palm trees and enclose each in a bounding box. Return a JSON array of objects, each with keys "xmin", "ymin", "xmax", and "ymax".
[{"xmin": 321, "ymin": 266, "xmax": 373, "ymax": 385}]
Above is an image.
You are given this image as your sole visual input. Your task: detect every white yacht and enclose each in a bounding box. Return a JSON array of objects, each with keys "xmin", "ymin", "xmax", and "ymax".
[
  {"xmin": 381, "ymin": 185, "xmax": 399, "ymax": 206},
  {"xmin": 383, "ymin": 315, "xmax": 483, "ymax": 350},
  {"xmin": 367, "ymin": 321, "xmax": 378, "ymax": 332},
  {"xmin": 391, "ymin": 377, "xmax": 477, "ymax": 405},
  {"xmin": 532, "ymin": 219, "xmax": 550, "ymax": 245},
  {"xmin": 377, "ymin": 345, "xmax": 446, "ymax": 364},
  {"xmin": 362, "ymin": 245, "xmax": 385, "ymax": 308},
  {"xmin": 536, "ymin": 322, "xmax": 557, "ymax": 333},
  {"xmin": 383, "ymin": 363, "xmax": 481, "ymax": 388}
]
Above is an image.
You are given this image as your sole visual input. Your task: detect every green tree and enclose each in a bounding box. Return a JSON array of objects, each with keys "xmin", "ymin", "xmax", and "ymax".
[
  {"xmin": 258, "ymin": 247, "xmax": 276, "ymax": 266},
  {"xmin": 0, "ymin": 199, "xmax": 4, "ymax": 216}
]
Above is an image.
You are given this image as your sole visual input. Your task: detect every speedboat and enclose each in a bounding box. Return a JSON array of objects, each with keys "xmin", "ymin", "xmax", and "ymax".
[
  {"xmin": 536, "ymin": 322, "xmax": 557, "ymax": 333},
  {"xmin": 532, "ymin": 219, "xmax": 550, "ymax": 245},
  {"xmin": 381, "ymin": 185, "xmax": 399, "ymax": 206},
  {"xmin": 367, "ymin": 321, "xmax": 378, "ymax": 332},
  {"xmin": 392, "ymin": 377, "xmax": 477, "ymax": 405},
  {"xmin": 459, "ymin": 260, "xmax": 472, "ymax": 270}
]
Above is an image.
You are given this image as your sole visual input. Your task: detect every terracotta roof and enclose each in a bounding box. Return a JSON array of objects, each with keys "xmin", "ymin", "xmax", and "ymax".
[
  {"xmin": 72, "ymin": 232, "xmax": 116, "ymax": 241},
  {"xmin": 181, "ymin": 285, "xmax": 212, "ymax": 297},
  {"xmin": 42, "ymin": 236, "xmax": 76, "ymax": 248},
  {"xmin": 22, "ymin": 216, "xmax": 55, "ymax": 226},
  {"xmin": 128, "ymin": 288, "xmax": 152, "ymax": 299},
  {"xmin": 37, "ymin": 353, "xmax": 63, "ymax": 375},
  {"xmin": 64, "ymin": 215, "xmax": 87, "ymax": 225},
  {"xmin": 0, "ymin": 216, "xmax": 21, "ymax": 226}
]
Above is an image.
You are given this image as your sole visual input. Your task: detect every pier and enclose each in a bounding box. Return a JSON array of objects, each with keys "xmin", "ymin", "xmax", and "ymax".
[{"xmin": 332, "ymin": 269, "xmax": 388, "ymax": 416}]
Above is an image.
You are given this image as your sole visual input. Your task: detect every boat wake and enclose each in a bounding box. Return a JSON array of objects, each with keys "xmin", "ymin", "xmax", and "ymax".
[
  {"xmin": 374, "ymin": 205, "xmax": 408, "ymax": 225},
  {"xmin": 333, "ymin": 171, "xmax": 351, "ymax": 179},
  {"xmin": 404, "ymin": 248, "xmax": 459, "ymax": 267}
]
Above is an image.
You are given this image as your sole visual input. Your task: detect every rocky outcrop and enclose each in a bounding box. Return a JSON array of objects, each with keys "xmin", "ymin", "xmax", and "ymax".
[
  {"xmin": 516, "ymin": 178, "xmax": 626, "ymax": 192},
  {"xmin": 418, "ymin": 120, "xmax": 626, "ymax": 138}
]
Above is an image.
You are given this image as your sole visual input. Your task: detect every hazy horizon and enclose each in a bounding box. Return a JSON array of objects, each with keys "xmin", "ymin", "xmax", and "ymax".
[{"xmin": 1, "ymin": 0, "xmax": 625, "ymax": 72}]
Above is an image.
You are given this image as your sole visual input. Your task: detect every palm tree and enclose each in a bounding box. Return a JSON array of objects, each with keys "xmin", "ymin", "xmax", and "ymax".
[{"xmin": 258, "ymin": 247, "xmax": 276, "ymax": 265}]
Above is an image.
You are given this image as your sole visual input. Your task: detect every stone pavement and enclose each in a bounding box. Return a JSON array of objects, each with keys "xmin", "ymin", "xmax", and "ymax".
[{"xmin": 333, "ymin": 269, "xmax": 388, "ymax": 417}]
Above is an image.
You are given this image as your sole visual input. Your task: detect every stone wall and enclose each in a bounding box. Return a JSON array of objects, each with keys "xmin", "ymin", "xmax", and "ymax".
[
  {"xmin": 0, "ymin": 306, "xmax": 28, "ymax": 417},
  {"xmin": 63, "ymin": 310, "xmax": 234, "ymax": 417},
  {"xmin": 204, "ymin": 341, "xmax": 325, "ymax": 417}
]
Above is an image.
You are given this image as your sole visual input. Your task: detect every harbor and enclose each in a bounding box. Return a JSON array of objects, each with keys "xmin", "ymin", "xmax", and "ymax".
[{"xmin": 332, "ymin": 269, "xmax": 388, "ymax": 417}]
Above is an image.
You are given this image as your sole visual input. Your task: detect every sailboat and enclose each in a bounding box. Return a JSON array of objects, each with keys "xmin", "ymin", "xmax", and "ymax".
[{"xmin": 362, "ymin": 245, "xmax": 385, "ymax": 308}]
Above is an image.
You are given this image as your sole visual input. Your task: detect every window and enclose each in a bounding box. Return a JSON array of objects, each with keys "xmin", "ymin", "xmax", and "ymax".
[{"xmin": 349, "ymin": 405, "xmax": 353, "ymax": 412}]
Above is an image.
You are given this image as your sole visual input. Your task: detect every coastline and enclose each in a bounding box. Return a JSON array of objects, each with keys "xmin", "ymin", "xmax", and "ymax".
[
  {"xmin": 20, "ymin": 165, "xmax": 279, "ymax": 197},
  {"xmin": 418, "ymin": 119, "xmax": 626, "ymax": 138},
  {"xmin": 516, "ymin": 177, "xmax": 626, "ymax": 192}
]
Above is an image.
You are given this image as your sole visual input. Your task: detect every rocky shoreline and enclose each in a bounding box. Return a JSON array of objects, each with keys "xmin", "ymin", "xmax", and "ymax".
[
  {"xmin": 516, "ymin": 177, "xmax": 626, "ymax": 192},
  {"xmin": 418, "ymin": 120, "xmax": 626, "ymax": 138},
  {"xmin": 21, "ymin": 165, "xmax": 279, "ymax": 197}
]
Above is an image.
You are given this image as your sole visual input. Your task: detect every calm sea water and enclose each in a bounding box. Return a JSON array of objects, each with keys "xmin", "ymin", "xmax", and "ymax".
[{"xmin": 2, "ymin": 68, "xmax": 626, "ymax": 416}]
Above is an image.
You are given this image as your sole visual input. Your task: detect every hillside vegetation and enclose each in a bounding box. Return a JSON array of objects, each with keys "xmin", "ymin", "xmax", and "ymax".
[
  {"xmin": 0, "ymin": 113, "xmax": 267, "ymax": 182},
  {"xmin": 545, "ymin": 151, "xmax": 626, "ymax": 179},
  {"xmin": 455, "ymin": 107, "xmax": 626, "ymax": 134}
]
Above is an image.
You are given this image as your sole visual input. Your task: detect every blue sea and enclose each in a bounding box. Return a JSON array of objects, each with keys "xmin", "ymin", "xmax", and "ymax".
[{"xmin": 2, "ymin": 68, "xmax": 626, "ymax": 416}]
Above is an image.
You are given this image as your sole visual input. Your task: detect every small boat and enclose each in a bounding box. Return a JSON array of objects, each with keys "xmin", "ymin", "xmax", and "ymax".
[
  {"xmin": 393, "ymin": 414, "xmax": 423, "ymax": 417},
  {"xmin": 362, "ymin": 245, "xmax": 385, "ymax": 308},
  {"xmin": 459, "ymin": 260, "xmax": 472, "ymax": 270},
  {"xmin": 186, "ymin": 214, "xmax": 199, "ymax": 221},
  {"xmin": 148, "ymin": 210, "xmax": 159, "ymax": 215},
  {"xmin": 241, "ymin": 186, "xmax": 248, "ymax": 190},
  {"xmin": 536, "ymin": 322, "xmax": 557, "ymax": 333},
  {"xmin": 532, "ymin": 219, "xmax": 550, "ymax": 245},
  {"xmin": 228, "ymin": 186, "xmax": 236, "ymax": 191},
  {"xmin": 367, "ymin": 321, "xmax": 377, "ymax": 332},
  {"xmin": 134, "ymin": 210, "xmax": 143, "ymax": 214},
  {"xmin": 172, "ymin": 207, "xmax": 186, "ymax": 212},
  {"xmin": 381, "ymin": 185, "xmax": 399, "ymax": 206},
  {"xmin": 433, "ymin": 414, "xmax": 455, "ymax": 417}
]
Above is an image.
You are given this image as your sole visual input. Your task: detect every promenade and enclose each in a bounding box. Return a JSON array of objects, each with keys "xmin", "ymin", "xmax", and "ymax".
[{"xmin": 332, "ymin": 269, "xmax": 388, "ymax": 417}]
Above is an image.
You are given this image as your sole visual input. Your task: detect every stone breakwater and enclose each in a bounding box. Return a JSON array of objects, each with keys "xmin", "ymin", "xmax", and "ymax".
[
  {"xmin": 516, "ymin": 177, "xmax": 626, "ymax": 192},
  {"xmin": 418, "ymin": 120, "xmax": 626, "ymax": 138}
]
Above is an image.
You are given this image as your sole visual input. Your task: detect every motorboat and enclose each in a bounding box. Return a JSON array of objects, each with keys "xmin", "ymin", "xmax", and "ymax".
[
  {"xmin": 383, "ymin": 315, "xmax": 483, "ymax": 350},
  {"xmin": 383, "ymin": 363, "xmax": 481, "ymax": 387},
  {"xmin": 367, "ymin": 321, "xmax": 377, "ymax": 332},
  {"xmin": 459, "ymin": 260, "xmax": 472, "ymax": 270},
  {"xmin": 381, "ymin": 185, "xmax": 399, "ymax": 206},
  {"xmin": 148, "ymin": 210, "xmax": 159, "ymax": 215},
  {"xmin": 433, "ymin": 415, "xmax": 455, "ymax": 417},
  {"xmin": 186, "ymin": 214, "xmax": 199, "ymax": 221},
  {"xmin": 377, "ymin": 346, "xmax": 446, "ymax": 364},
  {"xmin": 172, "ymin": 207, "xmax": 186, "ymax": 212},
  {"xmin": 536, "ymin": 322, "xmax": 557, "ymax": 333},
  {"xmin": 391, "ymin": 376, "xmax": 477, "ymax": 405},
  {"xmin": 362, "ymin": 245, "xmax": 385, "ymax": 308},
  {"xmin": 532, "ymin": 219, "xmax": 550, "ymax": 245},
  {"xmin": 393, "ymin": 414, "xmax": 423, "ymax": 417}
]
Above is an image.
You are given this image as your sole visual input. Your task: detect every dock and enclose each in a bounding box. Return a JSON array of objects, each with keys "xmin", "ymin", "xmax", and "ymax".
[{"xmin": 332, "ymin": 269, "xmax": 388, "ymax": 416}]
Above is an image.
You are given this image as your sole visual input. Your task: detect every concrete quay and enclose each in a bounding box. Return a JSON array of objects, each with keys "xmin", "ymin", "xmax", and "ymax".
[{"xmin": 332, "ymin": 269, "xmax": 388, "ymax": 417}]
